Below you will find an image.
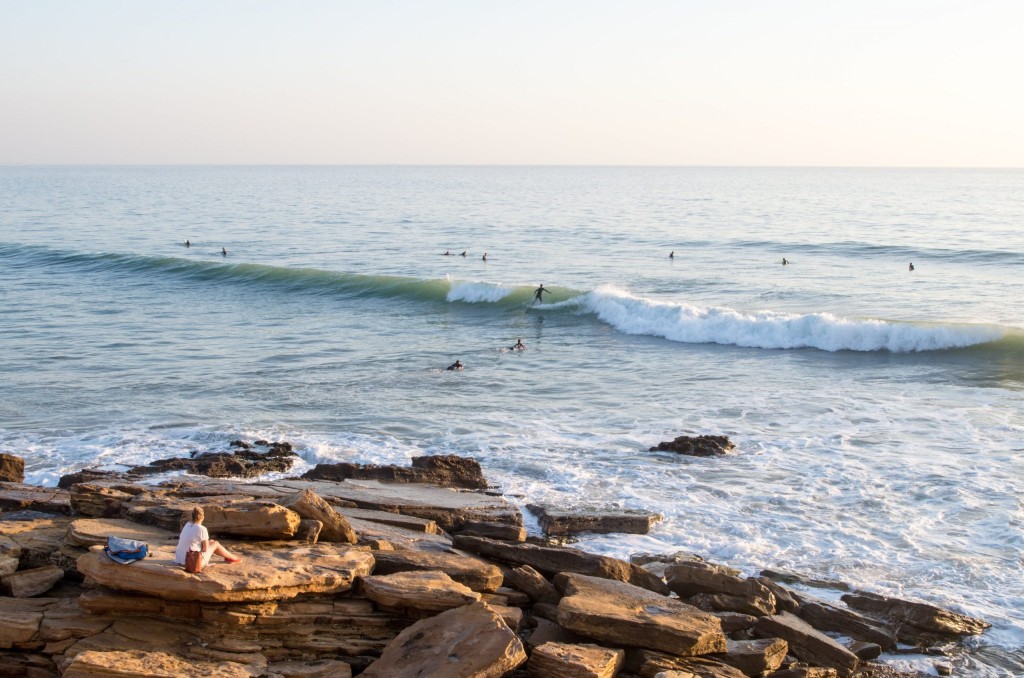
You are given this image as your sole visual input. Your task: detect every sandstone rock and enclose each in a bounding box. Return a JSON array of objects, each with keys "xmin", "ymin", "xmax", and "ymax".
[
  {"xmin": 303, "ymin": 453, "xmax": 488, "ymax": 490},
  {"xmin": 751, "ymin": 576, "xmax": 801, "ymax": 613},
  {"xmin": 61, "ymin": 649, "xmax": 252, "ymax": 678},
  {"xmin": 361, "ymin": 602, "xmax": 526, "ymax": 677},
  {"xmin": 58, "ymin": 469, "xmax": 129, "ymax": 489},
  {"xmin": 0, "ymin": 454, "xmax": 25, "ymax": 483},
  {"xmin": 527, "ymin": 504, "xmax": 663, "ymax": 536},
  {"xmin": 761, "ymin": 568, "xmax": 852, "ymax": 592},
  {"xmin": 0, "ymin": 483, "xmax": 71, "ymax": 515},
  {"xmin": 526, "ymin": 617, "xmax": 587, "ymax": 650},
  {"xmin": 1, "ymin": 565, "xmax": 64, "ymax": 597},
  {"xmin": 632, "ymin": 551, "xmax": 704, "ymax": 579},
  {"xmin": 453, "ymin": 535, "xmax": 669, "ymax": 595},
  {"xmin": 798, "ymin": 600, "xmax": 897, "ymax": 650},
  {"xmin": 710, "ymin": 611, "xmax": 757, "ymax": 633},
  {"xmin": 712, "ymin": 638, "xmax": 788, "ymax": 675},
  {"xmin": 64, "ymin": 519, "xmax": 176, "ymax": 548},
  {"xmin": 666, "ymin": 561, "xmax": 774, "ymax": 608},
  {"xmin": 127, "ymin": 500, "xmax": 301, "ymax": 539},
  {"xmin": 296, "ymin": 519, "xmax": 322, "ymax": 544},
  {"xmin": 689, "ymin": 592, "xmax": 775, "ymax": 617},
  {"xmin": 649, "ymin": 435, "xmax": 734, "ymax": 457},
  {"xmin": 370, "ymin": 548, "xmax": 503, "ymax": 592},
  {"xmin": 265, "ymin": 659, "xmax": 352, "ymax": 678},
  {"xmin": 278, "ymin": 488, "xmax": 356, "ymax": 543},
  {"xmin": 336, "ymin": 506, "xmax": 443, "ymax": 534},
  {"xmin": 360, "ymin": 570, "xmax": 481, "ymax": 613},
  {"xmin": 495, "ymin": 586, "xmax": 530, "ymax": 607},
  {"xmin": 491, "ymin": 603, "xmax": 524, "ymax": 631},
  {"xmin": 768, "ymin": 668, "xmax": 839, "ymax": 678},
  {"xmin": 69, "ymin": 484, "xmax": 133, "ymax": 518},
  {"xmin": 504, "ymin": 564, "xmax": 560, "ymax": 604},
  {"xmin": 0, "ymin": 516, "xmax": 72, "ymax": 570},
  {"xmin": 556, "ymin": 572, "xmax": 727, "ymax": 657},
  {"xmin": 0, "ymin": 597, "xmax": 54, "ymax": 648},
  {"xmin": 77, "ymin": 543, "xmax": 374, "ymax": 603},
  {"xmin": 840, "ymin": 591, "xmax": 989, "ymax": 640},
  {"xmin": 456, "ymin": 519, "xmax": 527, "ymax": 541},
  {"xmin": 629, "ymin": 649, "xmax": 746, "ymax": 678},
  {"xmin": 753, "ymin": 612, "xmax": 859, "ymax": 674},
  {"xmin": 529, "ymin": 641, "xmax": 624, "ymax": 678},
  {"xmin": 847, "ymin": 640, "xmax": 882, "ymax": 661}
]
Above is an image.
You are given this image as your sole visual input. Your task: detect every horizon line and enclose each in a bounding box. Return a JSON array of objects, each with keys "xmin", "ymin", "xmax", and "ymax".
[{"xmin": 2, "ymin": 163, "xmax": 1023, "ymax": 170}]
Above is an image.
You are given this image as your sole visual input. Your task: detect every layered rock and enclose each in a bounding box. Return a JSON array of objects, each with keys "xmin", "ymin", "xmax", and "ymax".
[
  {"xmin": 753, "ymin": 612, "xmax": 859, "ymax": 674},
  {"xmin": 0, "ymin": 454, "xmax": 25, "ymax": 483},
  {"xmin": 0, "ymin": 482, "xmax": 71, "ymax": 514},
  {"xmin": 127, "ymin": 441, "xmax": 297, "ymax": 479},
  {"xmin": 77, "ymin": 544, "xmax": 374, "ymax": 603},
  {"xmin": 527, "ymin": 504, "xmax": 663, "ymax": 536},
  {"xmin": 359, "ymin": 570, "xmax": 481, "ymax": 614},
  {"xmin": 303, "ymin": 454, "xmax": 488, "ymax": 490},
  {"xmin": 370, "ymin": 548, "xmax": 503, "ymax": 592},
  {"xmin": 528, "ymin": 641, "xmax": 624, "ymax": 678},
  {"xmin": 360, "ymin": 602, "xmax": 526, "ymax": 677},
  {"xmin": 840, "ymin": 591, "xmax": 990, "ymax": 641},
  {"xmin": 278, "ymin": 489, "xmax": 356, "ymax": 543},
  {"xmin": 556, "ymin": 572, "xmax": 727, "ymax": 656}
]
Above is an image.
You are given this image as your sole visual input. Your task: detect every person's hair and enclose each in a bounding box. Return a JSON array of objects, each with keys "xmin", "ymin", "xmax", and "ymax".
[{"xmin": 192, "ymin": 507, "xmax": 204, "ymax": 523}]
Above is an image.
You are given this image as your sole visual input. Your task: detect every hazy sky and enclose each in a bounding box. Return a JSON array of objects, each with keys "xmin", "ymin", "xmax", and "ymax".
[{"xmin": 1, "ymin": 0, "xmax": 1021, "ymax": 166}]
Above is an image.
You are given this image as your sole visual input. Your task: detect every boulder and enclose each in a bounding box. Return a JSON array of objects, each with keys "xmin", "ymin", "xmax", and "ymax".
[
  {"xmin": 453, "ymin": 535, "xmax": 669, "ymax": 595},
  {"xmin": 504, "ymin": 564, "xmax": 560, "ymax": 605},
  {"xmin": 77, "ymin": 544, "xmax": 374, "ymax": 603},
  {"xmin": 666, "ymin": 561, "xmax": 774, "ymax": 606},
  {"xmin": 278, "ymin": 489, "xmax": 356, "ymax": 543},
  {"xmin": 127, "ymin": 500, "xmax": 302, "ymax": 539},
  {"xmin": 712, "ymin": 638, "xmax": 788, "ymax": 675},
  {"xmin": 69, "ymin": 484, "xmax": 134, "ymax": 518},
  {"xmin": 360, "ymin": 570, "xmax": 481, "ymax": 614},
  {"xmin": 528, "ymin": 641, "xmax": 624, "ymax": 678},
  {"xmin": 688, "ymin": 592, "xmax": 775, "ymax": 617},
  {"xmin": 798, "ymin": 600, "xmax": 897, "ymax": 650},
  {"xmin": 302, "ymin": 454, "xmax": 488, "ymax": 490},
  {"xmin": 753, "ymin": 612, "xmax": 859, "ymax": 674},
  {"xmin": 649, "ymin": 435, "xmax": 734, "ymax": 457},
  {"xmin": 0, "ymin": 454, "xmax": 25, "ymax": 483},
  {"xmin": 556, "ymin": 572, "xmax": 727, "ymax": 657},
  {"xmin": 0, "ymin": 482, "xmax": 71, "ymax": 514},
  {"xmin": 751, "ymin": 576, "xmax": 801, "ymax": 613},
  {"xmin": 361, "ymin": 602, "xmax": 526, "ymax": 677},
  {"xmin": 65, "ymin": 519, "xmax": 176, "ymax": 549},
  {"xmin": 61, "ymin": 649, "xmax": 252, "ymax": 677},
  {"xmin": 0, "ymin": 516, "xmax": 73, "ymax": 570},
  {"xmin": 839, "ymin": 591, "xmax": 990, "ymax": 640},
  {"xmin": 370, "ymin": 549, "xmax": 503, "ymax": 592},
  {"xmin": 455, "ymin": 520, "xmax": 527, "ymax": 542},
  {"xmin": 296, "ymin": 519, "xmax": 322, "ymax": 544},
  {"xmin": 527, "ymin": 504, "xmax": 663, "ymax": 536},
  {"xmin": 1, "ymin": 565, "xmax": 64, "ymax": 597},
  {"xmin": 526, "ymin": 617, "xmax": 587, "ymax": 650},
  {"xmin": 628, "ymin": 649, "xmax": 747, "ymax": 678}
]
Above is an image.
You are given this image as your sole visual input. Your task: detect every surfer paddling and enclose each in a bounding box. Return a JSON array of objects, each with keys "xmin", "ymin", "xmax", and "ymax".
[
  {"xmin": 532, "ymin": 284, "xmax": 551, "ymax": 304},
  {"xmin": 185, "ymin": 239, "xmax": 190, "ymax": 248},
  {"xmin": 909, "ymin": 262, "xmax": 915, "ymax": 271},
  {"xmin": 510, "ymin": 339, "xmax": 526, "ymax": 351},
  {"xmin": 446, "ymin": 360, "xmax": 464, "ymax": 371},
  {"xmin": 221, "ymin": 247, "xmax": 227, "ymax": 257}
]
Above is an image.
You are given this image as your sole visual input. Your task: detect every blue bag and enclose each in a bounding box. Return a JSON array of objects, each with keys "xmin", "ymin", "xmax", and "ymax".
[{"xmin": 104, "ymin": 536, "xmax": 148, "ymax": 564}]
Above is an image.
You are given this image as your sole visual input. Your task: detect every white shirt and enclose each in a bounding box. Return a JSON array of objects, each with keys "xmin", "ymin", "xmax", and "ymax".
[{"xmin": 175, "ymin": 521, "xmax": 209, "ymax": 565}]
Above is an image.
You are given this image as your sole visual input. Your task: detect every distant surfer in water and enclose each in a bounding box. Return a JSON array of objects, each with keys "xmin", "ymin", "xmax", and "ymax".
[
  {"xmin": 510, "ymin": 339, "xmax": 526, "ymax": 351},
  {"xmin": 460, "ymin": 251, "xmax": 467, "ymax": 257},
  {"xmin": 185, "ymin": 239, "xmax": 190, "ymax": 248},
  {"xmin": 669, "ymin": 251, "xmax": 674, "ymax": 259},
  {"xmin": 443, "ymin": 250, "xmax": 452, "ymax": 256},
  {"xmin": 782, "ymin": 257, "xmax": 789, "ymax": 265},
  {"xmin": 909, "ymin": 262, "xmax": 914, "ymax": 271},
  {"xmin": 222, "ymin": 247, "xmax": 227, "ymax": 257},
  {"xmin": 446, "ymin": 360, "xmax": 464, "ymax": 371},
  {"xmin": 482, "ymin": 252, "xmax": 488, "ymax": 261},
  {"xmin": 533, "ymin": 284, "xmax": 550, "ymax": 304}
]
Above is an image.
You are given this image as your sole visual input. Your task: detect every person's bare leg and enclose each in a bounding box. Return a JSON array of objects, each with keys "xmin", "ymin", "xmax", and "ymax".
[{"xmin": 210, "ymin": 540, "xmax": 240, "ymax": 562}]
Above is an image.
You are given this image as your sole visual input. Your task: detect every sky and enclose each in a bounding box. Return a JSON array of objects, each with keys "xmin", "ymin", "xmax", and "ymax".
[{"xmin": 1, "ymin": 0, "xmax": 1022, "ymax": 166}]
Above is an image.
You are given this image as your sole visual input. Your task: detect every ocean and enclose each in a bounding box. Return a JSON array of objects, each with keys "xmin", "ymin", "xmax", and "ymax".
[{"xmin": 1, "ymin": 166, "xmax": 1022, "ymax": 674}]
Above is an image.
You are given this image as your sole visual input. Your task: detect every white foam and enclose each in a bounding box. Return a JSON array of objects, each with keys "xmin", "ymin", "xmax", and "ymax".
[
  {"xmin": 582, "ymin": 286, "xmax": 1005, "ymax": 352},
  {"xmin": 446, "ymin": 281, "xmax": 515, "ymax": 303}
]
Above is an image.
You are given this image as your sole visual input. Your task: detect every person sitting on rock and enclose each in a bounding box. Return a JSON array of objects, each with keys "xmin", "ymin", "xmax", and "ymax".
[{"xmin": 175, "ymin": 507, "xmax": 241, "ymax": 569}]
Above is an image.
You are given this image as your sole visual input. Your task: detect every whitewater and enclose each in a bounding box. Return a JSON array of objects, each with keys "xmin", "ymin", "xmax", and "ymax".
[{"xmin": 1, "ymin": 166, "xmax": 1022, "ymax": 675}]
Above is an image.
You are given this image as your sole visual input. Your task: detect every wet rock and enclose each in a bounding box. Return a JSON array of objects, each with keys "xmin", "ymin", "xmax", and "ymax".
[
  {"xmin": 555, "ymin": 572, "xmax": 727, "ymax": 657},
  {"xmin": 360, "ymin": 570, "xmax": 481, "ymax": 614},
  {"xmin": 455, "ymin": 519, "xmax": 527, "ymax": 541},
  {"xmin": 361, "ymin": 601, "xmax": 526, "ymax": 677},
  {"xmin": 667, "ymin": 561, "xmax": 776, "ymax": 613},
  {"xmin": 799, "ymin": 600, "xmax": 897, "ymax": 650},
  {"xmin": 528, "ymin": 641, "xmax": 624, "ymax": 678},
  {"xmin": 840, "ymin": 591, "xmax": 990, "ymax": 641},
  {"xmin": 57, "ymin": 469, "xmax": 128, "ymax": 489},
  {"xmin": 303, "ymin": 454, "xmax": 488, "ymax": 490},
  {"xmin": 77, "ymin": 543, "xmax": 374, "ymax": 603},
  {"xmin": 0, "ymin": 482, "xmax": 71, "ymax": 515},
  {"xmin": 504, "ymin": 564, "xmax": 561, "ymax": 605},
  {"xmin": 632, "ymin": 551, "xmax": 704, "ymax": 579},
  {"xmin": 847, "ymin": 640, "xmax": 882, "ymax": 661},
  {"xmin": 0, "ymin": 454, "xmax": 25, "ymax": 483},
  {"xmin": 753, "ymin": 612, "xmax": 859, "ymax": 674},
  {"xmin": 712, "ymin": 638, "xmax": 788, "ymax": 675},
  {"xmin": 688, "ymin": 592, "xmax": 776, "ymax": 617},
  {"xmin": 1, "ymin": 565, "xmax": 64, "ymax": 597},
  {"xmin": 649, "ymin": 435, "xmax": 734, "ymax": 457},
  {"xmin": 371, "ymin": 548, "xmax": 503, "ymax": 592},
  {"xmin": 527, "ymin": 504, "xmax": 663, "ymax": 536},
  {"xmin": 278, "ymin": 488, "xmax": 356, "ymax": 543},
  {"xmin": 453, "ymin": 535, "xmax": 670, "ymax": 595},
  {"xmin": 761, "ymin": 568, "xmax": 852, "ymax": 592},
  {"xmin": 128, "ymin": 443, "xmax": 297, "ymax": 479}
]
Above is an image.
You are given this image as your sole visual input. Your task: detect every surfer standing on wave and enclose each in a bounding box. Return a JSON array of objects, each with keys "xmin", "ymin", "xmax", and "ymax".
[{"xmin": 533, "ymin": 284, "xmax": 550, "ymax": 304}]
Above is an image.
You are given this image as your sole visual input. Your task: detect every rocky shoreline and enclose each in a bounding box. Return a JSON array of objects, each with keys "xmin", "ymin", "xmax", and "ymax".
[{"xmin": 0, "ymin": 448, "xmax": 989, "ymax": 677}]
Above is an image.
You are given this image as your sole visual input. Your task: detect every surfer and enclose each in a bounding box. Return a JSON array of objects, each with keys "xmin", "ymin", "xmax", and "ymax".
[
  {"xmin": 510, "ymin": 339, "xmax": 526, "ymax": 351},
  {"xmin": 460, "ymin": 251, "xmax": 467, "ymax": 257},
  {"xmin": 222, "ymin": 247, "xmax": 227, "ymax": 257},
  {"xmin": 446, "ymin": 360, "xmax": 464, "ymax": 371},
  {"xmin": 185, "ymin": 239, "xmax": 190, "ymax": 248},
  {"xmin": 443, "ymin": 250, "xmax": 452, "ymax": 256},
  {"xmin": 669, "ymin": 251, "xmax": 674, "ymax": 259},
  {"xmin": 909, "ymin": 262, "xmax": 914, "ymax": 271},
  {"xmin": 782, "ymin": 257, "xmax": 788, "ymax": 265},
  {"xmin": 482, "ymin": 252, "xmax": 488, "ymax": 262},
  {"xmin": 533, "ymin": 284, "xmax": 550, "ymax": 304}
]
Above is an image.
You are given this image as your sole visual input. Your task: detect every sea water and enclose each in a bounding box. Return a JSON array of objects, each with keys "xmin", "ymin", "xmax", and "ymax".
[{"xmin": 1, "ymin": 166, "xmax": 1022, "ymax": 674}]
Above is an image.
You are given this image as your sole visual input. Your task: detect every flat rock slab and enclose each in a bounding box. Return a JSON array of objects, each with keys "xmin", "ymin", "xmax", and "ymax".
[
  {"xmin": 0, "ymin": 483, "xmax": 71, "ymax": 515},
  {"xmin": 360, "ymin": 570, "xmax": 481, "ymax": 613},
  {"xmin": 1, "ymin": 565, "xmax": 64, "ymax": 597},
  {"xmin": 840, "ymin": 591, "xmax": 989, "ymax": 639},
  {"xmin": 753, "ymin": 611, "xmax": 859, "ymax": 674},
  {"xmin": 62, "ymin": 649, "xmax": 252, "ymax": 678},
  {"xmin": 527, "ymin": 504, "xmax": 663, "ymax": 536},
  {"xmin": 361, "ymin": 601, "xmax": 526, "ymax": 677},
  {"xmin": 556, "ymin": 573, "xmax": 727, "ymax": 657},
  {"xmin": 77, "ymin": 544, "xmax": 374, "ymax": 603},
  {"xmin": 371, "ymin": 549, "xmax": 504, "ymax": 592},
  {"xmin": 337, "ymin": 506, "xmax": 443, "ymax": 534},
  {"xmin": 529, "ymin": 641, "xmax": 624, "ymax": 678},
  {"xmin": 65, "ymin": 519, "xmax": 177, "ymax": 548},
  {"xmin": 453, "ymin": 535, "xmax": 670, "ymax": 595},
  {"xmin": 1, "ymin": 516, "xmax": 73, "ymax": 571}
]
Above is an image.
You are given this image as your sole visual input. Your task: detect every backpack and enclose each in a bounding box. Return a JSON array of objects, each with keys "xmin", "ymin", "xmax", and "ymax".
[{"xmin": 104, "ymin": 536, "xmax": 148, "ymax": 564}]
